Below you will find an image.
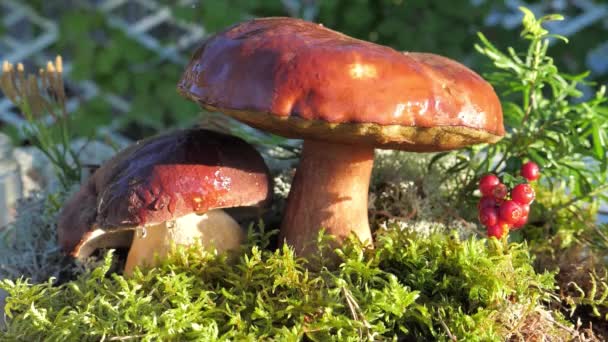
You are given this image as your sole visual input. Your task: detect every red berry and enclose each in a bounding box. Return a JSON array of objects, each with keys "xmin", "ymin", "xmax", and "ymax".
[
  {"xmin": 519, "ymin": 203, "xmax": 530, "ymax": 216},
  {"xmin": 521, "ymin": 162, "xmax": 540, "ymax": 181},
  {"xmin": 478, "ymin": 196, "xmax": 497, "ymax": 210},
  {"xmin": 512, "ymin": 214, "xmax": 528, "ymax": 230},
  {"xmin": 499, "ymin": 200, "xmax": 524, "ymax": 225},
  {"xmin": 512, "ymin": 204, "xmax": 530, "ymax": 230},
  {"xmin": 479, "ymin": 207, "xmax": 498, "ymax": 227},
  {"xmin": 492, "ymin": 183, "xmax": 508, "ymax": 200},
  {"xmin": 511, "ymin": 183, "xmax": 535, "ymax": 204},
  {"xmin": 479, "ymin": 174, "xmax": 500, "ymax": 196},
  {"xmin": 487, "ymin": 222, "xmax": 508, "ymax": 238}
]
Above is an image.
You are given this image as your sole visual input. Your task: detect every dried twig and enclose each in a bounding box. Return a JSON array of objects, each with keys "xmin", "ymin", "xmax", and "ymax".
[
  {"xmin": 437, "ymin": 312, "xmax": 457, "ymax": 341},
  {"xmin": 341, "ymin": 286, "xmax": 375, "ymax": 341}
]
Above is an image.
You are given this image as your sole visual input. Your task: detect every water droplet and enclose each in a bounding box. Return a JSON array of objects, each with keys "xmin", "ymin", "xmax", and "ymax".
[
  {"xmin": 136, "ymin": 227, "xmax": 147, "ymax": 239},
  {"xmin": 167, "ymin": 220, "xmax": 176, "ymax": 229},
  {"xmin": 168, "ymin": 195, "xmax": 177, "ymax": 214},
  {"xmin": 192, "ymin": 197, "xmax": 206, "ymax": 212}
]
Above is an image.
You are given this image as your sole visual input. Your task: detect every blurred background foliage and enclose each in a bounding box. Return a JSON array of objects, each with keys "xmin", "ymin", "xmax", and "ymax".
[{"xmin": 0, "ymin": 0, "xmax": 606, "ymax": 143}]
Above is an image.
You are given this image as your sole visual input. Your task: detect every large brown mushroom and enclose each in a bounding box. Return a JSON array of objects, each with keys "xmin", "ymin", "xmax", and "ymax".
[
  {"xmin": 58, "ymin": 128, "xmax": 271, "ymax": 274},
  {"xmin": 178, "ymin": 17, "xmax": 504, "ymax": 254}
]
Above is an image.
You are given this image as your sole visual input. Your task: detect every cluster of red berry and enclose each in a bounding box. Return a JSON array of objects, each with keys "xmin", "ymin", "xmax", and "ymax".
[{"xmin": 478, "ymin": 162, "xmax": 540, "ymax": 238}]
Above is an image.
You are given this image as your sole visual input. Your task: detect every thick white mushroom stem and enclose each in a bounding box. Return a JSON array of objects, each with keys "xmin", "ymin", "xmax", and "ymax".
[
  {"xmin": 124, "ymin": 209, "xmax": 243, "ymax": 275},
  {"xmin": 280, "ymin": 140, "xmax": 374, "ymax": 255}
]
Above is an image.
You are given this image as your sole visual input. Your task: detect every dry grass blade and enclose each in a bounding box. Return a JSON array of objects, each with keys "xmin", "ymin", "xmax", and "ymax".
[
  {"xmin": 1, "ymin": 62, "xmax": 18, "ymax": 104},
  {"xmin": 0, "ymin": 56, "xmax": 68, "ymax": 120}
]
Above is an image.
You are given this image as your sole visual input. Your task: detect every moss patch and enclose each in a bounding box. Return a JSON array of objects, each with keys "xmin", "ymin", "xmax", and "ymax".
[{"xmin": 0, "ymin": 225, "xmax": 588, "ymax": 341}]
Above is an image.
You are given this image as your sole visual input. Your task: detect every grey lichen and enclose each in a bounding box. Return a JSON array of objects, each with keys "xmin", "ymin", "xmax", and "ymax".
[
  {"xmin": 0, "ymin": 192, "xmax": 66, "ymax": 328},
  {"xmin": 0, "ymin": 188, "xmax": 107, "ymax": 328},
  {"xmin": 370, "ymin": 150, "xmax": 477, "ymax": 237},
  {"xmin": 0, "ymin": 193, "xmax": 67, "ymax": 283}
]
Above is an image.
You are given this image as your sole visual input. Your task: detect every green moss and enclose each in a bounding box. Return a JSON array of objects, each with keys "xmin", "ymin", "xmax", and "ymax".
[{"xmin": 1, "ymin": 224, "xmax": 575, "ymax": 341}]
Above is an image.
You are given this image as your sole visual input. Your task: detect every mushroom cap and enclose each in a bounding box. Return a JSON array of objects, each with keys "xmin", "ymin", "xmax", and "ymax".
[
  {"xmin": 57, "ymin": 128, "xmax": 272, "ymax": 257},
  {"xmin": 178, "ymin": 17, "xmax": 504, "ymax": 152}
]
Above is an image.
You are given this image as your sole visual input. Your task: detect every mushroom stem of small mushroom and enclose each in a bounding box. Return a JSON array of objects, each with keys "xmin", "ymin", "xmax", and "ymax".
[
  {"xmin": 124, "ymin": 209, "xmax": 243, "ymax": 275},
  {"xmin": 279, "ymin": 140, "xmax": 374, "ymax": 255}
]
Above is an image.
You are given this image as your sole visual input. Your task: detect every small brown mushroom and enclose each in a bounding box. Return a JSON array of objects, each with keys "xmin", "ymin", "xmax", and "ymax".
[
  {"xmin": 178, "ymin": 18, "xmax": 504, "ymax": 254},
  {"xmin": 58, "ymin": 128, "xmax": 271, "ymax": 274}
]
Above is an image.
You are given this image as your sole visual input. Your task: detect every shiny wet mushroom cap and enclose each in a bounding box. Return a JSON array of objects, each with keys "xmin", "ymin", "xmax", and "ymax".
[
  {"xmin": 178, "ymin": 17, "xmax": 504, "ymax": 254},
  {"xmin": 58, "ymin": 128, "xmax": 271, "ymax": 274}
]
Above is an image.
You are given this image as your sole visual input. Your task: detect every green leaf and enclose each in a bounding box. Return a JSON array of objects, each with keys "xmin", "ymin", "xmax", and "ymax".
[{"xmin": 592, "ymin": 122, "xmax": 607, "ymax": 171}]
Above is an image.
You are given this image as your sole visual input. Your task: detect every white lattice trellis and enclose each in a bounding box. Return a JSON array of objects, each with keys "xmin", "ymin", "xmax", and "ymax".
[
  {"xmin": 0, "ymin": 0, "xmax": 132, "ymax": 146},
  {"xmin": 96, "ymin": 0, "xmax": 205, "ymax": 65}
]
